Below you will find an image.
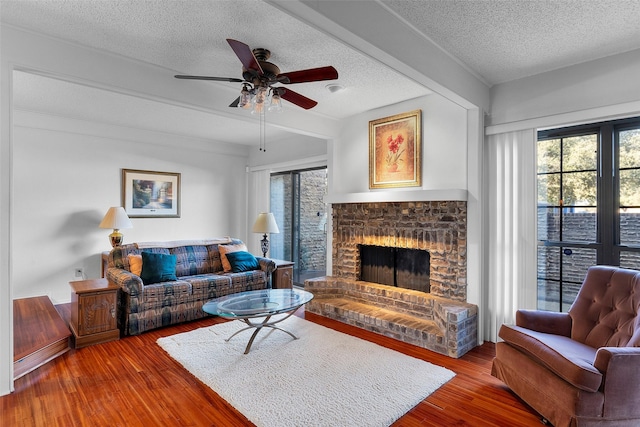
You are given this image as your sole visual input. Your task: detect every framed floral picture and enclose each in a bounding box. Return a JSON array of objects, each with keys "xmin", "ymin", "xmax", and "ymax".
[
  {"xmin": 369, "ymin": 109, "xmax": 422, "ymax": 189},
  {"xmin": 122, "ymin": 169, "xmax": 180, "ymax": 218}
]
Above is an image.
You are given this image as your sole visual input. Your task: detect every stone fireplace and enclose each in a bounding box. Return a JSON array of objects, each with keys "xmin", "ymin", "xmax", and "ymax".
[
  {"xmin": 332, "ymin": 201, "xmax": 466, "ymax": 301},
  {"xmin": 304, "ymin": 200, "xmax": 477, "ymax": 358}
]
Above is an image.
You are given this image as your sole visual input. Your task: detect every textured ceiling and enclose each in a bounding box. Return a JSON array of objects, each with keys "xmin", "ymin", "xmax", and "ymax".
[
  {"xmin": 3, "ymin": 0, "xmax": 640, "ymax": 146},
  {"xmin": 2, "ymin": 0, "xmax": 428, "ymax": 121},
  {"xmin": 12, "ymin": 70, "xmax": 283, "ymax": 146},
  {"xmin": 383, "ymin": 0, "xmax": 640, "ymax": 85}
]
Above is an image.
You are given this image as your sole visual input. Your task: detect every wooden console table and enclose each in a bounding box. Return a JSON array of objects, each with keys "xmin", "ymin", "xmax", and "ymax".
[{"xmin": 101, "ymin": 250, "xmax": 110, "ymax": 278}]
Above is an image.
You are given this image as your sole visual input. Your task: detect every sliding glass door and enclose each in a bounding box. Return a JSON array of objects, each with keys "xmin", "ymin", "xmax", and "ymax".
[{"xmin": 270, "ymin": 167, "xmax": 327, "ymax": 286}]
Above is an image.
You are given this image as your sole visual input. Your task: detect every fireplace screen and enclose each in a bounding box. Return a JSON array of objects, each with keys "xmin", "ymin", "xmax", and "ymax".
[{"xmin": 359, "ymin": 245, "xmax": 430, "ymax": 293}]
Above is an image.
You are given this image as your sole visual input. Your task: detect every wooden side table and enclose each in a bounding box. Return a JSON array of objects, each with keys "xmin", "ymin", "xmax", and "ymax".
[
  {"xmin": 101, "ymin": 251, "xmax": 110, "ymax": 278},
  {"xmin": 69, "ymin": 278, "xmax": 120, "ymax": 348},
  {"xmin": 272, "ymin": 259, "xmax": 295, "ymax": 289}
]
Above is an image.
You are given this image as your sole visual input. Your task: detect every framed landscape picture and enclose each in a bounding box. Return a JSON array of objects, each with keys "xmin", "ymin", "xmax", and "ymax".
[
  {"xmin": 369, "ymin": 109, "xmax": 422, "ymax": 189},
  {"xmin": 122, "ymin": 169, "xmax": 180, "ymax": 218}
]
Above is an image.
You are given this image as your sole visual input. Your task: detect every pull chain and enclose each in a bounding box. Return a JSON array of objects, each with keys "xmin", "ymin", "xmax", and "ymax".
[{"xmin": 259, "ymin": 110, "xmax": 266, "ymax": 152}]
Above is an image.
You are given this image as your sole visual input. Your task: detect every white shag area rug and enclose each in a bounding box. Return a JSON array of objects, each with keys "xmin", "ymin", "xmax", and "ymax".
[{"xmin": 157, "ymin": 316, "xmax": 455, "ymax": 427}]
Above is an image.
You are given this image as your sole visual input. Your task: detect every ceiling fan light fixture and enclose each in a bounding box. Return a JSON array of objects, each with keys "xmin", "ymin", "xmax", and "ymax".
[
  {"xmin": 238, "ymin": 84, "xmax": 252, "ymax": 109},
  {"xmin": 252, "ymin": 86, "xmax": 268, "ymax": 114},
  {"xmin": 176, "ymin": 39, "xmax": 337, "ymax": 112},
  {"xmin": 268, "ymin": 88, "xmax": 282, "ymax": 113}
]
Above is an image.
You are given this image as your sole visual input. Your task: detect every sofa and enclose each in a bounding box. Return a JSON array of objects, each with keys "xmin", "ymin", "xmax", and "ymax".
[
  {"xmin": 106, "ymin": 238, "xmax": 276, "ymax": 335},
  {"xmin": 492, "ymin": 265, "xmax": 640, "ymax": 427}
]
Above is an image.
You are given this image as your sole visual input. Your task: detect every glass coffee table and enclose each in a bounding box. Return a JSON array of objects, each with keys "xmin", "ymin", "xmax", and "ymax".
[{"xmin": 202, "ymin": 288, "xmax": 314, "ymax": 354}]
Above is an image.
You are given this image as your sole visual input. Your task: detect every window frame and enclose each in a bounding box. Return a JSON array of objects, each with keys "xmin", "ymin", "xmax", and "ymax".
[{"xmin": 537, "ymin": 116, "xmax": 640, "ymax": 311}]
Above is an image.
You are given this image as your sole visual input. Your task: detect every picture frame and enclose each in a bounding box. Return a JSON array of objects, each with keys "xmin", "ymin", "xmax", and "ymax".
[
  {"xmin": 369, "ymin": 109, "xmax": 422, "ymax": 189},
  {"xmin": 122, "ymin": 169, "xmax": 180, "ymax": 218}
]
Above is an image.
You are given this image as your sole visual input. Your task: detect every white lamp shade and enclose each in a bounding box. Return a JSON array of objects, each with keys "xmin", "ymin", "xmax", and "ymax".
[
  {"xmin": 99, "ymin": 207, "xmax": 133, "ymax": 230},
  {"xmin": 252, "ymin": 212, "xmax": 279, "ymax": 234}
]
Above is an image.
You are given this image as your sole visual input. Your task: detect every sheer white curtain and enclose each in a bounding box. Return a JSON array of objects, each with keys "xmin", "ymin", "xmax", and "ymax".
[{"xmin": 485, "ymin": 129, "xmax": 538, "ymax": 342}]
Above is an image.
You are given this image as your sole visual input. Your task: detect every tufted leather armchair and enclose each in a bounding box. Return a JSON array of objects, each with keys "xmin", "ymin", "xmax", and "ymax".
[{"xmin": 492, "ymin": 265, "xmax": 640, "ymax": 427}]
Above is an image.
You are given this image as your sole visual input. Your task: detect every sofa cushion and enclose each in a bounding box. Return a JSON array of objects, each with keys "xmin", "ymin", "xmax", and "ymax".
[
  {"xmin": 226, "ymin": 270, "xmax": 268, "ymax": 291},
  {"xmin": 140, "ymin": 280, "xmax": 192, "ymax": 311},
  {"xmin": 219, "ymin": 243, "xmax": 247, "ymax": 272},
  {"xmin": 140, "ymin": 252, "xmax": 178, "ymax": 284},
  {"xmin": 499, "ymin": 324, "xmax": 601, "ymax": 392},
  {"xmin": 226, "ymin": 251, "xmax": 260, "ymax": 273},
  {"xmin": 170, "ymin": 245, "xmax": 212, "ymax": 277},
  {"xmin": 128, "ymin": 254, "xmax": 143, "ymax": 276},
  {"xmin": 183, "ymin": 274, "xmax": 233, "ymax": 300}
]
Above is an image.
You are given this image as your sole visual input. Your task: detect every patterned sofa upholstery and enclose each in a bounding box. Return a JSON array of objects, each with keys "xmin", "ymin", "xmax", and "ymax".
[{"xmin": 106, "ymin": 238, "xmax": 276, "ymax": 335}]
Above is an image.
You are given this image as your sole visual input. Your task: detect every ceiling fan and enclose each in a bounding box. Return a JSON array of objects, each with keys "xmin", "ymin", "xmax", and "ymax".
[{"xmin": 175, "ymin": 39, "xmax": 339, "ymax": 111}]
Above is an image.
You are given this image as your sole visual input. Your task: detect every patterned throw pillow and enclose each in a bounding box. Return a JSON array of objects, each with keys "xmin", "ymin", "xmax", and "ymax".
[
  {"xmin": 218, "ymin": 243, "xmax": 248, "ymax": 272},
  {"xmin": 128, "ymin": 254, "xmax": 143, "ymax": 276}
]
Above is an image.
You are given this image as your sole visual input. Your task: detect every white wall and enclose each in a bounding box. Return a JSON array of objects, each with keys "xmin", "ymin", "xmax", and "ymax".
[
  {"xmin": 332, "ymin": 94, "xmax": 468, "ymax": 196},
  {"xmin": 12, "ymin": 110, "xmax": 250, "ymax": 304},
  {"xmin": 0, "ymin": 21, "xmax": 14, "ymax": 397},
  {"xmin": 248, "ymin": 134, "xmax": 327, "ymax": 168},
  {"xmin": 488, "ymin": 48, "xmax": 640, "ymax": 130}
]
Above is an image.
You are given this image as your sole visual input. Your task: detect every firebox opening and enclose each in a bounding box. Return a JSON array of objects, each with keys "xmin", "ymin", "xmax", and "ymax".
[{"xmin": 359, "ymin": 245, "xmax": 430, "ymax": 293}]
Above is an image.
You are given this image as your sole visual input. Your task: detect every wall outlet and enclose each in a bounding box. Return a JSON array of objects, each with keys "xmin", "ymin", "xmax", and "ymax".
[{"xmin": 74, "ymin": 268, "xmax": 84, "ymax": 277}]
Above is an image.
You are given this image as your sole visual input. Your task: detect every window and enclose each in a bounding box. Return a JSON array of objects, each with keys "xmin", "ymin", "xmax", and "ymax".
[
  {"xmin": 537, "ymin": 117, "xmax": 640, "ymax": 311},
  {"xmin": 270, "ymin": 167, "xmax": 327, "ymax": 286}
]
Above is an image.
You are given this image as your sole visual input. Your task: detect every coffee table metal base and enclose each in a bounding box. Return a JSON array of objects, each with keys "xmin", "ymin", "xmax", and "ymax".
[
  {"xmin": 225, "ymin": 310, "xmax": 299, "ymax": 354},
  {"xmin": 203, "ymin": 289, "xmax": 314, "ymax": 354}
]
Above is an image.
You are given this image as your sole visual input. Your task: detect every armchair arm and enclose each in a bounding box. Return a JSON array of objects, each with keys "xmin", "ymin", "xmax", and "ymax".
[
  {"xmin": 594, "ymin": 347, "xmax": 640, "ymax": 418},
  {"xmin": 256, "ymin": 257, "xmax": 277, "ymax": 275},
  {"xmin": 106, "ymin": 267, "xmax": 143, "ymax": 297},
  {"xmin": 516, "ymin": 309, "xmax": 572, "ymax": 337}
]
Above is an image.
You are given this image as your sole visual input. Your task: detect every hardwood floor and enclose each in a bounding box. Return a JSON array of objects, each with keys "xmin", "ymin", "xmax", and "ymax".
[{"xmin": 2, "ymin": 306, "xmax": 543, "ymax": 426}]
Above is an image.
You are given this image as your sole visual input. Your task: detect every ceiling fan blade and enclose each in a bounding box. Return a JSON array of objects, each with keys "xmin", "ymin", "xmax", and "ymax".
[
  {"xmin": 226, "ymin": 39, "xmax": 263, "ymax": 75},
  {"xmin": 175, "ymin": 75, "xmax": 244, "ymax": 82},
  {"xmin": 278, "ymin": 66, "xmax": 338, "ymax": 84},
  {"xmin": 279, "ymin": 88, "xmax": 318, "ymax": 110},
  {"xmin": 229, "ymin": 97, "xmax": 240, "ymax": 108}
]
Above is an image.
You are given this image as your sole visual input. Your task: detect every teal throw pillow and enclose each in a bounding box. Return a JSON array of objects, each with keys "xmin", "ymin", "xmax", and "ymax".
[
  {"xmin": 225, "ymin": 251, "xmax": 260, "ymax": 273},
  {"xmin": 140, "ymin": 251, "xmax": 177, "ymax": 284}
]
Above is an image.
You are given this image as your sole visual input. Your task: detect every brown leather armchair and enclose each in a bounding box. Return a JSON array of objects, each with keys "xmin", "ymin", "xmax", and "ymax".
[{"xmin": 492, "ymin": 265, "xmax": 640, "ymax": 427}]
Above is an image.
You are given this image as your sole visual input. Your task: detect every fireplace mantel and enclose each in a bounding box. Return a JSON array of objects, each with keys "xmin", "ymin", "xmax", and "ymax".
[{"xmin": 327, "ymin": 189, "xmax": 467, "ymax": 204}]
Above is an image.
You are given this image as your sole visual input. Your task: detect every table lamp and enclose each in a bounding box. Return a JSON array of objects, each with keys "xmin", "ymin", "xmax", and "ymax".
[
  {"xmin": 252, "ymin": 212, "xmax": 279, "ymax": 257},
  {"xmin": 99, "ymin": 206, "xmax": 133, "ymax": 247}
]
